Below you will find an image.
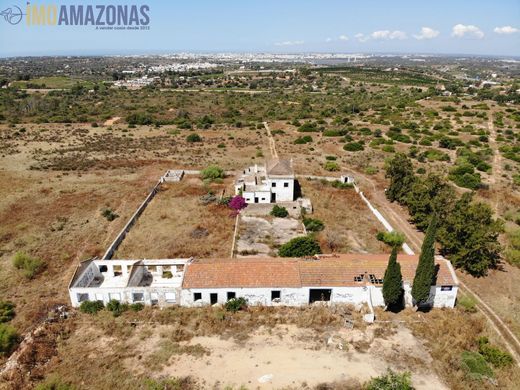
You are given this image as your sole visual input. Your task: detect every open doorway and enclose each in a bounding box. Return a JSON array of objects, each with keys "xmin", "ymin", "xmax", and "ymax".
[
  {"xmin": 309, "ymin": 289, "xmax": 332, "ymax": 303},
  {"xmin": 210, "ymin": 293, "xmax": 218, "ymax": 305}
]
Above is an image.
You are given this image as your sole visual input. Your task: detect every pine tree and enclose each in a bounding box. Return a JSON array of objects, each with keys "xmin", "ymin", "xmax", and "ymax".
[
  {"xmin": 382, "ymin": 247, "xmax": 403, "ymax": 308},
  {"xmin": 412, "ymin": 214, "xmax": 438, "ymax": 305}
]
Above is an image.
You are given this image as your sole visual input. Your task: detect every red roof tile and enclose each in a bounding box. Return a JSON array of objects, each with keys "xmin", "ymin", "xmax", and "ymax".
[{"xmin": 182, "ymin": 254, "xmax": 458, "ymax": 289}]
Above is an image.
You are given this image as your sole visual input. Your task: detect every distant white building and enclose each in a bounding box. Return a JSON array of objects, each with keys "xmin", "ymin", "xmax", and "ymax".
[{"xmin": 235, "ymin": 159, "xmax": 295, "ymax": 204}]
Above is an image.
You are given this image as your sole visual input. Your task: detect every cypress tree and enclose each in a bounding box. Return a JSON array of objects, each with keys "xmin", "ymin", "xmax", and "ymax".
[
  {"xmin": 382, "ymin": 247, "xmax": 403, "ymax": 309},
  {"xmin": 412, "ymin": 214, "xmax": 438, "ymax": 305}
]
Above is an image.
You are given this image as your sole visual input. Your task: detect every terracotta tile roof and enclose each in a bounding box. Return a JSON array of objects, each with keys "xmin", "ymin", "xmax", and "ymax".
[
  {"xmin": 266, "ymin": 159, "xmax": 293, "ymax": 176},
  {"xmin": 182, "ymin": 254, "xmax": 458, "ymax": 289},
  {"xmin": 182, "ymin": 258, "xmax": 302, "ymax": 288}
]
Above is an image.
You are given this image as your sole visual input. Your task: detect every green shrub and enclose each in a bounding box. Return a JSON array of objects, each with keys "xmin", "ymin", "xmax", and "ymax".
[
  {"xmin": 343, "ymin": 142, "xmax": 364, "ymax": 152},
  {"xmin": 325, "ymin": 155, "xmax": 337, "ymax": 161},
  {"xmin": 224, "ymin": 297, "xmax": 248, "ymax": 312},
  {"xmin": 294, "ymin": 135, "xmax": 312, "ymax": 144},
  {"xmin": 130, "ymin": 303, "xmax": 144, "ymax": 312},
  {"xmin": 106, "ymin": 300, "xmax": 128, "ymax": 317},
  {"xmin": 201, "ymin": 165, "xmax": 225, "ymax": 181},
  {"xmin": 477, "ymin": 337, "xmax": 513, "ymax": 368},
  {"xmin": 270, "ymin": 205, "xmax": 289, "ymax": 218},
  {"xmin": 376, "ymin": 231, "xmax": 405, "ymax": 248},
  {"xmin": 186, "ymin": 133, "xmax": 202, "ymax": 142},
  {"xmin": 79, "ymin": 300, "xmax": 104, "ymax": 314},
  {"xmin": 0, "ymin": 301, "xmax": 15, "ymax": 323},
  {"xmin": 0, "ymin": 323, "xmax": 19, "ymax": 356},
  {"xmin": 331, "ymin": 180, "xmax": 353, "ymax": 189},
  {"xmin": 323, "ymin": 161, "xmax": 340, "ymax": 171},
  {"xmin": 12, "ymin": 251, "xmax": 44, "ymax": 279},
  {"xmin": 102, "ymin": 208, "xmax": 119, "ymax": 221},
  {"xmin": 303, "ymin": 218, "xmax": 325, "ymax": 232},
  {"xmin": 460, "ymin": 351, "xmax": 494, "ymax": 380},
  {"xmin": 457, "ymin": 295, "xmax": 477, "ymax": 313},
  {"xmin": 365, "ymin": 369, "xmax": 413, "ymax": 390},
  {"xmin": 365, "ymin": 166, "xmax": 378, "ymax": 175},
  {"xmin": 278, "ymin": 236, "xmax": 321, "ymax": 257}
]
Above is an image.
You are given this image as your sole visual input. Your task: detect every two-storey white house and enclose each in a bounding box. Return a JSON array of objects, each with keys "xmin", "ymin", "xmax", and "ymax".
[{"xmin": 234, "ymin": 159, "xmax": 295, "ymax": 204}]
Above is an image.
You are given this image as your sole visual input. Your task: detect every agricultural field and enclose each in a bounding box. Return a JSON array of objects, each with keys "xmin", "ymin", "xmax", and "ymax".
[{"xmin": 0, "ymin": 55, "xmax": 519, "ymax": 389}]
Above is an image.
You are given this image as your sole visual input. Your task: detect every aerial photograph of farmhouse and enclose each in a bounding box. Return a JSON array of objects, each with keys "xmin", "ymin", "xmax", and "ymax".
[{"xmin": 0, "ymin": 0, "xmax": 520, "ymax": 389}]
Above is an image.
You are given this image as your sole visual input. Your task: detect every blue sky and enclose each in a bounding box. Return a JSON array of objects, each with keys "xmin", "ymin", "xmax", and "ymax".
[{"xmin": 0, "ymin": 0, "xmax": 519, "ymax": 57}]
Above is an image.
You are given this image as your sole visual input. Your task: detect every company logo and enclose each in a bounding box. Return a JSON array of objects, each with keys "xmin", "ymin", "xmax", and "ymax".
[
  {"xmin": 0, "ymin": 5, "xmax": 25, "ymax": 25},
  {"xmin": 1, "ymin": 2, "xmax": 151, "ymax": 29}
]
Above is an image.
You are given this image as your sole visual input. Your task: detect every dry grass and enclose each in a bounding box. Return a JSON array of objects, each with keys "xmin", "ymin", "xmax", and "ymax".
[
  {"xmin": 300, "ymin": 179, "xmax": 386, "ymax": 253},
  {"xmin": 375, "ymin": 308, "xmax": 520, "ymax": 390},
  {"xmin": 115, "ymin": 178, "xmax": 236, "ymax": 259}
]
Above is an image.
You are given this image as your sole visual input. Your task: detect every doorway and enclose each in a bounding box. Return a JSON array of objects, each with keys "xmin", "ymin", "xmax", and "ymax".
[
  {"xmin": 210, "ymin": 293, "xmax": 218, "ymax": 305},
  {"xmin": 309, "ymin": 289, "xmax": 332, "ymax": 303}
]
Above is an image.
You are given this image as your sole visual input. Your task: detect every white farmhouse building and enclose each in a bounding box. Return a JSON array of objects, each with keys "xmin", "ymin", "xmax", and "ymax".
[
  {"xmin": 234, "ymin": 159, "xmax": 295, "ymax": 204},
  {"xmin": 69, "ymin": 254, "xmax": 459, "ymax": 309},
  {"xmin": 69, "ymin": 258, "xmax": 190, "ymax": 307},
  {"xmin": 180, "ymin": 254, "xmax": 459, "ymax": 308}
]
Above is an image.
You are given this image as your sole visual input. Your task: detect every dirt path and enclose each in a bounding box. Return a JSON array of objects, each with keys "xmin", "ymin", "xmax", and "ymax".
[{"xmin": 263, "ymin": 121, "xmax": 278, "ymax": 159}]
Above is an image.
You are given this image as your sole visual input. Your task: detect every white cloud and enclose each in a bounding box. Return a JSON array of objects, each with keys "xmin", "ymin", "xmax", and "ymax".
[
  {"xmin": 494, "ymin": 26, "xmax": 519, "ymax": 34},
  {"xmin": 338, "ymin": 34, "xmax": 349, "ymax": 41},
  {"xmin": 354, "ymin": 33, "xmax": 368, "ymax": 42},
  {"xmin": 413, "ymin": 27, "xmax": 440, "ymax": 40},
  {"xmin": 451, "ymin": 24, "xmax": 484, "ymax": 39},
  {"xmin": 274, "ymin": 40, "xmax": 304, "ymax": 46},
  {"xmin": 355, "ymin": 30, "xmax": 406, "ymax": 42},
  {"xmin": 370, "ymin": 30, "xmax": 407, "ymax": 40}
]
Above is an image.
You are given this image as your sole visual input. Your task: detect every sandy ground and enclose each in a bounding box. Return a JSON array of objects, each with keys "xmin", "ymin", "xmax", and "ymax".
[
  {"xmin": 236, "ymin": 215, "xmax": 305, "ymax": 257},
  {"xmin": 131, "ymin": 324, "xmax": 447, "ymax": 389}
]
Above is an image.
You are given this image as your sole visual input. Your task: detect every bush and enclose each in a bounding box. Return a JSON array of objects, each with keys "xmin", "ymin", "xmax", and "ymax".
[
  {"xmin": 186, "ymin": 133, "xmax": 202, "ymax": 142},
  {"xmin": 457, "ymin": 295, "xmax": 477, "ymax": 313},
  {"xmin": 343, "ymin": 142, "xmax": 364, "ymax": 152},
  {"xmin": 130, "ymin": 303, "xmax": 144, "ymax": 312},
  {"xmin": 102, "ymin": 208, "xmax": 119, "ymax": 221},
  {"xmin": 278, "ymin": 236, "xmax": 321, "ymax": 257},
  {"xmin": 303, "ymin": 218, "xmax": 324, "ymax": 232},
  {"xmin": 225, "ymin": 297, "xmax": 248, "ymax": 312},
  {"xmin": 323, "ymin": 161, "xmax": 340, "ymax": 171},
  {"xmin": 270, "ymin": 205, "xmax": 289, "ymax": 218},
  {"xmin": 0, "ymin": 301, "xmax": 15, "ymax": 323},
  {"xmin": 0, "ymin": 323, "xmax": 19, "ymax": 356},
  {"xmin": 460, "ymin": 351, "xmax": 494, "ymax": 380},
  {"xmin": 376, "ymin": 231, "xmax": 405, "ymax": 248},
  {"xmin": 106, "ymin": 300, "xmax": 128, "ymax": 317},
  {"xmin": 365, "ymin": 369, "xmax": 413, "ymax": 390},
  {"xmin": 79, "ymin": 300, "xmax": 104, "ymax": 314},
  {"xmin": 201, "ymin": 165, "xmax": 225, "ymax": 181},
  {"xmin": 294, "ymin": 135, "xmax": 312, "ymax": 144},
  {"xmin": 477, "ymin": 337, "xmax": 513, "ymax": 368},
  {"xmin": 12, "ymin": 251, "xmax": 44, "ymax": 279}
]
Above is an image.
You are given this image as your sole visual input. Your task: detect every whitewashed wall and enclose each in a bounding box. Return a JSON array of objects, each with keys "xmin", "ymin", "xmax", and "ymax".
[
  {"xmin": 69, "ymin": 286, "xmax": 182, "ymax": 307},
  {"xmin": 268, "ymin": 178, "xmax": 294, "ymax": 201}
]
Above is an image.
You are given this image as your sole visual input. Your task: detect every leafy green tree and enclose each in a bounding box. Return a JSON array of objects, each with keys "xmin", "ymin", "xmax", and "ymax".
[
  {"xmin": 437, "ymin": 193, "xmax": 503, "ymax": 276},
  {"xmin": 186, "ymin": 133, "xmax": 202, "ymax": 143},
  {"xmin": 278, "ymin": 236, "xmax": 321, "ymax": 257},
  {"xmin": 412, "ymin": 214, "xmax": 437, "ymax": 305},
  {"xmin": 201, "ymin": 165, "xmax": 225, "ymax": 181},
  {"xmin": 382, "ymin": 248, "xmax": 403, "ymax": 308},
  {"xmin": 385, "ymin": 153, "xmax": 415, "ymax": 203},
  {"xmin": 376, "ymin": 231, "xmax": 405, "ymax": 248},
  {"xmin": 406, "ymin": 174, "xmax": 455, "ymax": 231}
]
